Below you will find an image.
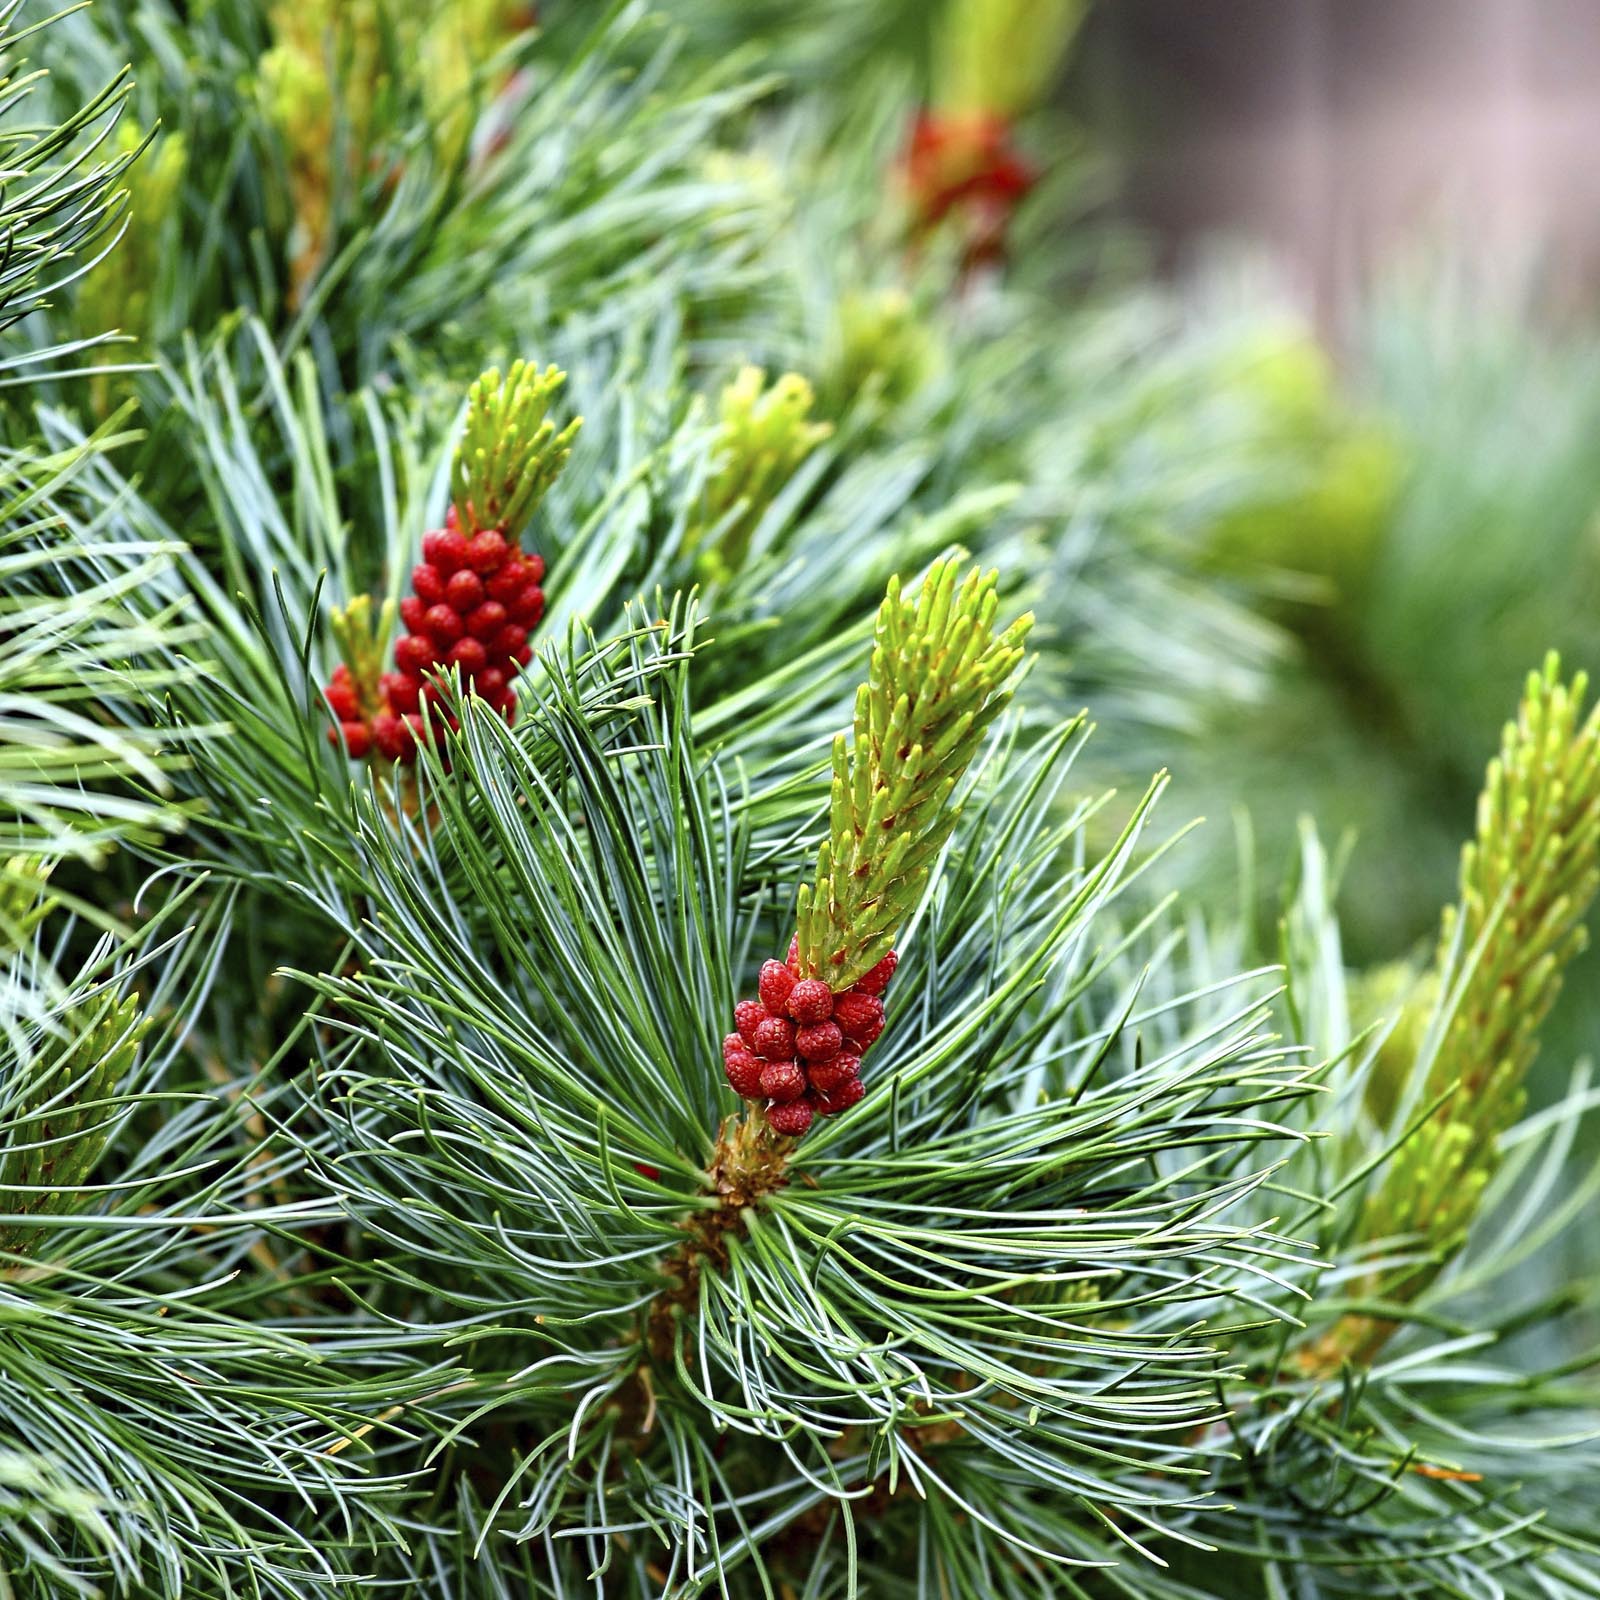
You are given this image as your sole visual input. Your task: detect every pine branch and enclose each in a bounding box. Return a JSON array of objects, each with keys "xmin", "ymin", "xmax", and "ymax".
[{"xmin": 1308, "ymin": 655, "xmax": 1600, "ymax": 1371}]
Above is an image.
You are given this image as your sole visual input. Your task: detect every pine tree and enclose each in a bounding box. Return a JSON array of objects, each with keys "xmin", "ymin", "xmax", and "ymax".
[{"xmin": 8, "ymin": 1, "xmax": 1600, "ymax": 1596}]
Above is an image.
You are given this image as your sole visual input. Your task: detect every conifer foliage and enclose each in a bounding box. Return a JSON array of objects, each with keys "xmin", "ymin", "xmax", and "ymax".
[
  {"xmin": 9, "ymin": 1, "xmax": 1600, "ymax": 1597},
  {"xmin": 724, "ymin": 560, "xmax": 1029, "ymax": 1135}
]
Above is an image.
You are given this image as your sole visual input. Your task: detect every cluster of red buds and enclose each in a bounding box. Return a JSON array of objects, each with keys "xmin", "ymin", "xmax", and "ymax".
[
  {"xmin": 903, "ymin": 109, "xmax": 1035, "ymax": 270},
  {"xmin": 323, "ymin": 505, "xmax": 545, "ymax": 762},
  {"xmin": 722, "ymin": 943, "xmax": 897, "ymax": 1138}
]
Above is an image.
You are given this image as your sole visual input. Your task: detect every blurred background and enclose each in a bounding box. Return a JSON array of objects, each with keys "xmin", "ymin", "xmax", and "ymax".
[
  {"xmin": 1075, "ymin": 0, "xmax": 1600, "ymax": 325},
  {"xmin": 1049, "ymin": 3, "xmax": 1600, "ymax": 1057}
]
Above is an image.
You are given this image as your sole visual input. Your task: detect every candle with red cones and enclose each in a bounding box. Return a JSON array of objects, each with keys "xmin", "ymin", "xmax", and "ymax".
[
  {"xmin": 903, "ymin": 109, "xmax": 1035, "ymax": 272},
  {"xmin": 323, "ymin": 361, "xmax": 578, "ymax": 763},
  {"xmin": 722, "ymin": 560, "xmax": 1032, "ymax": 1137}
]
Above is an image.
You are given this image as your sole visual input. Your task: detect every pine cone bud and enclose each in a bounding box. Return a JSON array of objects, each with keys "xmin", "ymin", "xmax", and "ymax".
[
  {"xmin": 806, "ymin": 1054, "xmax": 859, "ymax": 1094},
  {"xmin": 324, "ymin": 670, "xmax": 360, "ymax": 722},
  {"xmin": 834, "ymin": 992, "xmax": 886, "ymax": 1050},
  {"xmin": 333, "ymin": 720, "xmax": 371, "ymax": 757},
  {"xmin": 753, "ymin": 1016, "xmax": 795, "ymax": 1060},
  {"xmin": 510, "ymin": 585, "xmax": 545, "ymax": 626},
  {"xmin": 386, "ymin": 673, "xmax": 422, "ymax": 715},
  {"xmin": 759, "ymin": 1060, "xmax": 807, "ymax": 1103},
  {"xmin": 372, "ymin": 709, "xmax": 406, "ymax": 762},
  {"xmin": 466, "ymin": 530, "xmax": 509, "ymax": 572},
  {"xmin": 486, "ymin": 559, "xmax": 531, "ymax": 603},
  {"xmin": 815, "ymin": 1076, "xmax": 865, "ymax": 1117},
  {"xmin": 724, "ymin": 1045, "xmax": 764, "ymax": 1099},
  {"xmin": 734, "ymin": 999, "xmax": 766, "ymax": 1048},
  {"xmin": 447, "ymin": 638, "xmax": 488, "ymax": 677},
  {"xmin": 423, "ymin": 604, "xmax": 465, "ymax": 647},
  {"xmin": 445, "ymin": 569, "xmax": 485, "ymax": 612},
  {"xmin": 423, "ymin": 528, "xmax": 469, "ymax": 572},
  {"xmin": 767, "ymin": 1099, "xmax": 814, "ymax": 1137},
  {"xmin": 856, "ymin": 950, "xmax": 899, "ymax": 996},
  {"xmin": 491, "ymin": 623, "xmax": 528, "ymax": 658},
  {"xmin": 395, "ymin": 634, "xmax": 435, "ymax": 676},
  {"xmin": 758, "ymin": 959, "xmax": 797, "ymax": 1015},
  {"xmin": 796, "ymin": 1021, "xmax": 843, "ymax": 1062},
  {"xmin": 467, "ymin": 601, "xmax": 509, "ymax": 641},
  {"xmin": 787, "ymin": 979, "xmax": 833, "ymax": 1024}
]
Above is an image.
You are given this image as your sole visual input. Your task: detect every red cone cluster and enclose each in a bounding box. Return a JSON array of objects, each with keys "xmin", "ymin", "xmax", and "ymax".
[
  {"xmin": 903, "ymin": 109, "xmax": 1035, "ymax": 270},
  {"xmin": 325, "ymin": 505, "xmax": 545, "ymax": 762},
  {"xmin": 722, "ymin": 943, "xmax": 898, "ymax": 1138}
]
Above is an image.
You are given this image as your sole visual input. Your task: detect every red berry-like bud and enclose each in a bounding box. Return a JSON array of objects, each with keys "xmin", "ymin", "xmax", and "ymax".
[
  {"xmin": 399, "ymin": 595, "xmax": 427, "ymax": 633},
  {"xmin": 467, "ymin": 600, "xmax": 508, "ymax": 641},
  {"xmin": 394, "ymin": 633, "xmax": 435, "ymax": 675},
  {"xmin": 491, "ymin": 623, "xmax": 528, "ymax": 658},
  {"xmin": 787, "ymin": 936, "xmax": 800, "ymax": 970},
  {"xmin": 386, "ymin": 673, "xmax": 421, "ymax": 715},
  {"xmin": 815, "ymin": 1076, "xmax": 865, "ymax": 1116},
  {"xmin": 485, "ymin": 558, "xmax": 529, "ymax": 603},
  {"xmin": 758, "ymin": 960, "xmax": 797, "ymax": 1015},
  {"xmin": 445, "ymin": 503, "xmax": 460, "ymax": 530},
  {"xmin": 752, "ymin": 1016, "xmax": 795, "ymax": 1060},
  {"xmin": 444, "ymin": 569, "xmax": 485, "ymax": 613},
  {"xmin": 423, "ymin": 604, "xmax": 464, "ymax": 646},
  {"xmin": 466, "ymin": 530, "xmax": 509, "ymax": 572},
  {"xmin": 524, "ymin": 551, "xmax": 545, "ymax": 585},
  {"xmin": 334, "ymin": 720, "xmax": 371, "ymax": 757},
  {"xmin": 511, "ymin": 644, "xmax": 533, "ymax": 668},
  {"xmin": 759, "ymin": 1060, "xmax": 807, "ymax": 1103},
  {"xmin": 412, "ymin": 563, "xmax": 446, "ymax": 605},
  {"xmin": 834, "ymin": 992, "xmax": 886, "ymax": 1050},
  {"xmin": 476, "ymin": 667, "xmax": 509, "ymax": 703},
  {"xmin": 510, "ymin": 585, "xmax": 545, "ymax": 627},
  {"xmin": 806, "ymin": 1054, "xmax": 860, "ymax": 1094},
  {"xmin": 856, "ymin": 951, "xmax": 899, "ymax": 996},
  {"xmin": 723, "ymin": 1045, "xmax": 764, "ymax": 1099},
  {"xmin": 767, "ymin": 1099, "xmax": 814, "ymax": 1137},
  {"xmin": 325, "ymin": 677, "xmax": 360, "ymax": 720},
  {"xmin": 423, "ymin": 528, "xmax": 469, "ymax": 572},
  {"xmin": 787, "ymin": 980, "xmax": 833, "ymax": 1025},
  {"xmin": 796, "ymin": 1021, "xmax": 843, "ymax": 1062},
  {"xmin": 372, "ymin": 709, "xmax": 405, "ymax": 761},
  {"xmin": 734, "ymin": 999, "xmax": 766, "ymax": 1048},
  {"xmin": 447, "ymin": 637, "xmax": 488, "ymax": 677}
]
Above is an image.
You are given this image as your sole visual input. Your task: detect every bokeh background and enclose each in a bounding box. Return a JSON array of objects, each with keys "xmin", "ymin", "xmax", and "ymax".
[{"xmin": 1043, "ymin": 1, "xmax": 1600, "ymax": 1092}]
